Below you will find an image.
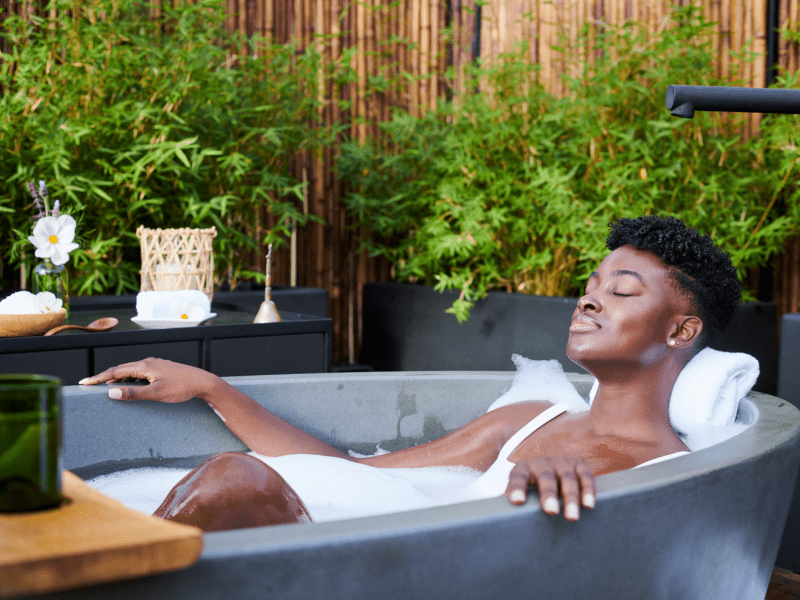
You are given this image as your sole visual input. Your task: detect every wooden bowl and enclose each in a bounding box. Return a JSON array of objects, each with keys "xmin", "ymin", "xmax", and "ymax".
[{"xmin": 0, "ymin": 309, "xmax": 67, "ymax": 338}]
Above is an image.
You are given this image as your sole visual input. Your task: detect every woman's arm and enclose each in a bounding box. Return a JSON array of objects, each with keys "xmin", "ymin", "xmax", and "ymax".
[
  {"xmin": 80, "ymin": 358, "xmax": 350, "ymax": 459},
  {"xmin": 80, "ymin": 358, "xmax": 545, "ymax": 470}
]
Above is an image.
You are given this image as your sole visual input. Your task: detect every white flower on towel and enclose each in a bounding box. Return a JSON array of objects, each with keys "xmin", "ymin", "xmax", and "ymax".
[
  {"xmin": 34, "ymin": 291, "xmax": 63, "ymax": 313},
  {"xmin": 28, "ymin": 215, "xmax": 79, "ymax": 266},
  {"xmin": 173, "ymin": 300, "xmax": 207, "ymax": 321},
  {"xmin": 135, "ymin": 290, "xmax": 212, "ymax": 322}
]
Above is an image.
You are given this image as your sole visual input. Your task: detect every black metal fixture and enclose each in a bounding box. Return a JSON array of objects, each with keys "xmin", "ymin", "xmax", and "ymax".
[{"xmin": 666, "ymin": 85, "xmax": 800, "ymax": 118}]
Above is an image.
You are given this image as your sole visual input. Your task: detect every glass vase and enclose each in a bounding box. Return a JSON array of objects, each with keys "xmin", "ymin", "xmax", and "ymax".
[
  {"xmin": 33, "ymin": 259, "xmax": 70, "ymax": 317},
  {"xmin": 0, "ymin": 374, "xmax": 63, "ymax": 512}
]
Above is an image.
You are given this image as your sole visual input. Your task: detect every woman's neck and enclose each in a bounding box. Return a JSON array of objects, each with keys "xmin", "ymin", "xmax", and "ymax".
[{"xmin": 586, "ymin": 361, "xmax": 683, "ymax": 441}]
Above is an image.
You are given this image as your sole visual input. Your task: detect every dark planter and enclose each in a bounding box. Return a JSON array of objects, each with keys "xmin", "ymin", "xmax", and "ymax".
[
  {"xmin": 360, "ymin": 282, "xmax": 778, "ymax": 395},
  {"xmin": 777, "ymin": 313, "xmax": 800, "ymax": 572}
]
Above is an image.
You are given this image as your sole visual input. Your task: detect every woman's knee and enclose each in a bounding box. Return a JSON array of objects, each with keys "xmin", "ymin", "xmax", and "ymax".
[{"xmin": 155, "ymin": 452, "xmax": 312, "ymax": 531}]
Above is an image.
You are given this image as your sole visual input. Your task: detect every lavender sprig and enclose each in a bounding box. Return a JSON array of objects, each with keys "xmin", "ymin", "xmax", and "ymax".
[
  {"xmin": 28, "ymin": 181, "xmax": 45, "ymax": 221},
  {"xmin": 27, "ymin": 180, "xmax": 51, "ymax": 221}
]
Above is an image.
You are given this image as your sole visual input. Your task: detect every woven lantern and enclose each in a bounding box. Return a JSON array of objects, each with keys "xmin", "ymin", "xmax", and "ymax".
[{"xmin": 136, "ymin": 226, "xmax": 217, "ymax": 301}]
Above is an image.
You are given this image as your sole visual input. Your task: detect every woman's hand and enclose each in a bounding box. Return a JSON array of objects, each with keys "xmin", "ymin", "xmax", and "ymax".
[
  {"xmin": 79, "ymin": 358, "xmax": 217, "ymax": 403},
  {"xmin": 505, "ymin": 456, "xmax": 596, "ymax": 521}
]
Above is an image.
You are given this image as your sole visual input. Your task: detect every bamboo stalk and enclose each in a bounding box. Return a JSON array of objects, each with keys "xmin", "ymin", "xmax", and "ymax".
[
  {"xmin": 555, "ymin": 0, "xmax": 564, "ymax": 97},
  {"xmin": 791, "ymin": 0, "xmax": 799, "ymax": 73},
  {"xmin": 420, "ymin": 0, "xmax": 430, "ymax": 112},
  {"xmin": 430, "ymin": 0, "xmax": 439, "ymax": 108},
  {"xmin": 331, "ymin": 0, "xmax": 341, "ymax": 131},
  {"xmin": 540, "ymin": 0, "xmax": 556, "ymax": 95},
  {"xmin": 721, "ymin": 0, "xmax": 730, "ymax": 79},
  {"xmin": 452, "ymin": 0, "xmax": 463, "ymax": 99},
  {"xmin": 367, "ymin": 0, "xmax": 376, "ymax": 123},
  {"xmin": 356, "ymin": 0, "xmax": 366, "ymax": 141},
  {"xmin": 646, "ymin": 0, "xmax": 656, "ymax": 41},
  {"xmin": 265, "ymin": 0, "xmax": 273, "ymax": 41},
  {"xmin": 384, "ymin": 0, "xmax": 393, "ymax": 113},
  {"xmin": 410, "ymin": 0, "xmax": 420, "ymax": 115},
  {"xmin": 254, "ymin": 0, "xmax": 264, "ymax": 51},
  {"xmin": 751, "ymin": 0, "xmax": 766, "ymax": 132},
  {"xmin": 734, "ymin": 0, "xmax": 743, "ymax": 80},
  {"xmin": 569, "ymin": 0, "xmax": 578, "ymax": 87},
  {"xmin": 499, "ymin": 0, "xmax": 507, "ymax": 55},
  {"xmin": 238, "ymin": 0, "xmax": 247, "ymax": 52}
]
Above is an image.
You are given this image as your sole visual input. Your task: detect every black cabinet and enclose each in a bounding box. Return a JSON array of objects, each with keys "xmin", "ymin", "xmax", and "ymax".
[{"xmin": 0, "ymin": 295, "xmax": 332, "ymax": 383}]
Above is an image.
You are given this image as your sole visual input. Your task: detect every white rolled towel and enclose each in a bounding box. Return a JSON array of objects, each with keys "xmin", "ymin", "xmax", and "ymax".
[
  {"xmin": 135, "ymin": 290, "xmax": 212, "ymax": 321},
  {"xmin": 669, "ymin": 347, "xmax": 760, "ymax": 433},
  {"xmin": 589, "ymin": 347, "xmax": 760, "ymax": 435}
]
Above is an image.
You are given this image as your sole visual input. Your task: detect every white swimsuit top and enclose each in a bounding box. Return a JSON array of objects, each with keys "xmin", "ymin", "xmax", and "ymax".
[{"xmin": 459, "ymin": 403, "xmax": 569, "ymax": 498}]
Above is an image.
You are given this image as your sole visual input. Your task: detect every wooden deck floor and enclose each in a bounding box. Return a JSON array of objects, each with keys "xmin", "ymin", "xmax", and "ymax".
[{"xmin": 767, "ymin": 568, "xmax": 800, "ymax": 600}]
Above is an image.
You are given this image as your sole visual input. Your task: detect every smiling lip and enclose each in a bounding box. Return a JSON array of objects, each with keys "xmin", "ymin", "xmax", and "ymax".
[{"xmin": 569, "ymin": 314, "xmax": 600, "ymax": 332}]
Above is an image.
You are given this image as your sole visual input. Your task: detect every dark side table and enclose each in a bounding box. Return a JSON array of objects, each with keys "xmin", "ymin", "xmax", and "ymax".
[{"xmin": 0, "ymin": 295, "xmax": 332, "ymax": 384}]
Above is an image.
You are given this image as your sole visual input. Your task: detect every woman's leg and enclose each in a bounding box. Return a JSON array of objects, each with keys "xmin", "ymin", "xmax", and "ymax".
[{"xmin": 153, "ymin": 452, "xmax": 312, "ymax": 532}]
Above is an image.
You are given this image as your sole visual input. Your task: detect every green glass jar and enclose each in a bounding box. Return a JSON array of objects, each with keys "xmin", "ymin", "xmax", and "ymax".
[{"xmin": 0, "ymin": 374, "xmax": 62, "ymax": 512}]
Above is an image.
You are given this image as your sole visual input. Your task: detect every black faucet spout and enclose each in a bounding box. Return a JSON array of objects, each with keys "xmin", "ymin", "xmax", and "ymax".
[{"xmin": 666, "ymin": 85, "xmax": 800, "ymax": 118}]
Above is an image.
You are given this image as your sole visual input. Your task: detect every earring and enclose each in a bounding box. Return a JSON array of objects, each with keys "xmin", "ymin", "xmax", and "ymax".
[{"xmin": 669, "ymin": 340, "xmax": 677, "ymax": 347}]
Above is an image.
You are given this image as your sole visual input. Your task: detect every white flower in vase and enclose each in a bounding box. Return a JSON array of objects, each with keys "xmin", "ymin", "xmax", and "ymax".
[{"xmin": 28, "ymin": 215, "xmax": 79, "ymax": 266}]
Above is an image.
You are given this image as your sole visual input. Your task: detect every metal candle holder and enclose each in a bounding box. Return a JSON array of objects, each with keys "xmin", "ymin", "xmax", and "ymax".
[{"xmin": 254, "ymin": 244, "xmax": 281, "ymax": 323}]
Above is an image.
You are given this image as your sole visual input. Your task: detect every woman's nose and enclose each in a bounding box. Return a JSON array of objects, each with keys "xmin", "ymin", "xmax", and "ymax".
[{"xmin": 577, "ymin": 291, "xmax": 599, "ymax": 312}]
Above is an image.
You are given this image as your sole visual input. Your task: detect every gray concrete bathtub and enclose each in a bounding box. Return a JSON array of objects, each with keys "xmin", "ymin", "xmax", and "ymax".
[{"xmin": 41, "ymin": 372, "xmax": 800, "ymax": 599}]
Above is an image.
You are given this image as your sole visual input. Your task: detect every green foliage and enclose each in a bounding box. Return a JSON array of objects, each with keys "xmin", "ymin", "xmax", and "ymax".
[
  {"xmin": 0, "ymin": 0, "xmax": 325, "ymax": 294},
  {"xmin": 340, "ymin": 5, "xmax": 800, "ymax": 321}
]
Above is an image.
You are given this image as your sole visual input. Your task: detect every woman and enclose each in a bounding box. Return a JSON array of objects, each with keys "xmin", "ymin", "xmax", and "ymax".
[{"xmin": 80, "ymin": 216, "xmax": 741, "ymax": 530}]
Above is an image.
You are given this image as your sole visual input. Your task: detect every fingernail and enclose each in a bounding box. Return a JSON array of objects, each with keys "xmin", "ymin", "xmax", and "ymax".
[
  {"xmin": 565, "ymin": 503, "xmax": 579, "ymax": 520},
  {"xmin": 78, "ymin": 378, "xmax": 91, "ymax": 385},
  {"xmin": 108, "ymin": 388, "xmax": 122, "ymax": 400},
  {"xmin": 544, "ymin": 497, "xmax": 559, "ymax": 514},
  {"xmin": 583, "ymin": 493, "xmax": 595, "ymax": 508},
  {"xmin": 509, "ymin": 489, "xmax": 526, "ymax": 504}
]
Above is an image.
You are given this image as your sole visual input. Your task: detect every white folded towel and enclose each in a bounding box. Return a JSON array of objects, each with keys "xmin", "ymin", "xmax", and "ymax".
[
  {"xmin": 588, "ymin": 347, "xmax": 760, "ymax": 435},
  {"xmin": 486, "ymin": 355, "xmax": 589, "ymax": 414},
  {"xmin": 135, "ymin": 290, "xmax": 212, "ymax": 321}
]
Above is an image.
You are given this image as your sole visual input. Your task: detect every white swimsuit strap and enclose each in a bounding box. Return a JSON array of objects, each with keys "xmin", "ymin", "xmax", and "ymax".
[
  {"xmin": 633, "ymin": 450, "xmax": 691, "ymax": 469},
  {"xmin": 496, "ymin": 404, "xmax": 568, "ymax": 462}
]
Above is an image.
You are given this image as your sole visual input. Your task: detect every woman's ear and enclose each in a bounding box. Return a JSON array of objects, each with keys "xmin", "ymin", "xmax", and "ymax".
[{"xmin": 668, "ymin": 316, "xmax": 703, "ymax": 348}]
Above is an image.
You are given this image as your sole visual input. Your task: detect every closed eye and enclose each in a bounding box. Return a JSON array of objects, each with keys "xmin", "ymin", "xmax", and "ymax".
[{"xmin": 612, "ymin": 292, "xmax": 632, "ymax": 297}]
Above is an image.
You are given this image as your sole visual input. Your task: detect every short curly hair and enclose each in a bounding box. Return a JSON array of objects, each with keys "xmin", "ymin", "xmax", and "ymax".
[{"xmin": 606, "ymin": 216, "xmax": 741, "ymax": 348}]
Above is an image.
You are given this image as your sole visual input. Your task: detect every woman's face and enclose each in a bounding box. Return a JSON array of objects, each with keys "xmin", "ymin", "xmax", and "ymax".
[{"xmin": 566, "ymin": 245, "xmax": 694, "ymax": 371}]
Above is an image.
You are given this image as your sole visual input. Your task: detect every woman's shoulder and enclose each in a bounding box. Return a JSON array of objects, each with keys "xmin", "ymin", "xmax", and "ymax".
[{"xmin": 483, "ymin": 401, "xmax": 561, "ymax": 445}]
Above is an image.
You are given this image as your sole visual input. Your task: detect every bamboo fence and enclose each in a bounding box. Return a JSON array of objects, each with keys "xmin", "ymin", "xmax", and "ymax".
[
  {"xmin": 3, "ymin": 0, "xmax": 800, "ymax": 361},
  {"xmin": 234, "ymin": 0, "xmax": 800, "ymax": 361}
]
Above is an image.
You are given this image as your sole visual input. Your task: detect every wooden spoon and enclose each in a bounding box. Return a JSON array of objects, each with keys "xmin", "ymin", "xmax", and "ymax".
[{"xmin": 44, "ymin": 317, "xmax": 119, "ymax": 336}]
